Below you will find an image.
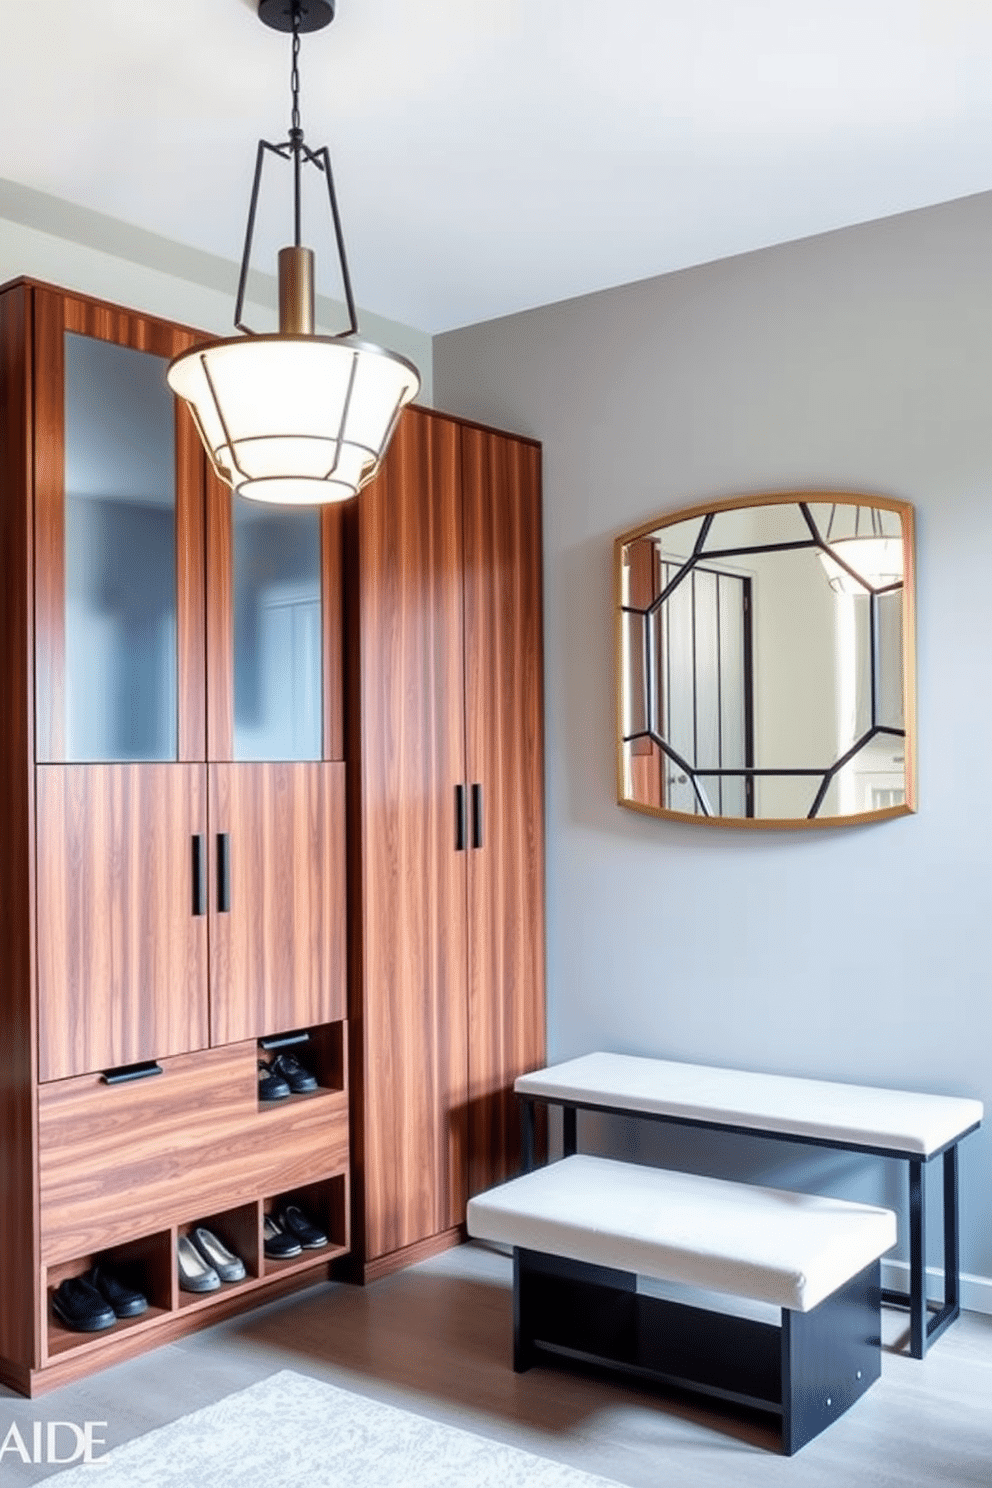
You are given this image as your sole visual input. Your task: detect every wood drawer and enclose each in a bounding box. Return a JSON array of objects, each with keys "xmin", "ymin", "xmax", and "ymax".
[{"xmin": 39, "ymin": 1043, "xmax": 348, "ymax": 1263}]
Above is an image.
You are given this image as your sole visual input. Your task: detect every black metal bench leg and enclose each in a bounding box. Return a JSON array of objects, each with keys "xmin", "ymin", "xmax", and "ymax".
[
  {"xmin": 943, "ymin": 1145, "xmax": 960, "ymax": 1316},
  {"xmin": 918, "ymin": 1144, "xmax": 962, "ymax": 1351},
  {"xmin": 562, "ymin": 1105, "xmax": 577, "ymax": 1157},
  {"xmin": 512, "ymin": 1249, "xmax": 534, "ymax": 1371},
  {"xmin": 880, "ymin": 1147, "xmax": 961, "ymax": 1357},
  {"xmin": 520, "ymin": 1099, "xmax": 535, "ymax": 1174},
  {"xmin": 909, "ymin": 1157, "xmax": 925, "ymax": 1359}
]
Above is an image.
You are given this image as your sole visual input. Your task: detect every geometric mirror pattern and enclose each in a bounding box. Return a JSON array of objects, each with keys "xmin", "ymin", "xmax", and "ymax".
[{"xmin": 620, "ymin": 500, "xmax": 907, "ymax": 820}]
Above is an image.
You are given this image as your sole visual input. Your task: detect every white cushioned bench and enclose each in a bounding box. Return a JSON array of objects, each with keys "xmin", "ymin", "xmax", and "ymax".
[
  {"xmin": 468, "ymin": 1154, "xmax": 898, "ymax": 1455},
  {"xmin": 515, "ymin": 1052, "xmax": 983, "ymax": 1358}
]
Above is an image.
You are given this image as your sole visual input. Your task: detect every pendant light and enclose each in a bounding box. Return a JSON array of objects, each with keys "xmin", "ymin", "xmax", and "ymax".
[
  {"xmin": 167, "ymin": 0, "xmax": 420, "ymax": 506},
  {"xmin": 818, "ymin": 504, "xmax": 904, "ymax": 594}
]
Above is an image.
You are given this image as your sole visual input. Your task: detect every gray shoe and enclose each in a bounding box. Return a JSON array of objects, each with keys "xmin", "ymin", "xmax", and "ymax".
[
  {"xmin": 177, "ymin": 1234, "xmax": 221, "ymax": 1293},
  {"xmin": 191, "ymin": 1226, "xmax": 246, "ymax": 1283}
]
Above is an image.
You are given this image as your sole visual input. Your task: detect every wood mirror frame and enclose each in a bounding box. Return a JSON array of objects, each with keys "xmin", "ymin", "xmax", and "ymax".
[{"xmin": 615, "ymin": 491, "xmax": 917, "ymax": 829}]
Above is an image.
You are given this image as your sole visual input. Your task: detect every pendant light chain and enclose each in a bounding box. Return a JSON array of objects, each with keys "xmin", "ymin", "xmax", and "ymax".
[
  {"xmin": 290, "ymin": 3, "xmax": 303, "ymax": 246},
  {"xmin": 291, "ymin": 18, "xmax": 302, "ymax": 136}
]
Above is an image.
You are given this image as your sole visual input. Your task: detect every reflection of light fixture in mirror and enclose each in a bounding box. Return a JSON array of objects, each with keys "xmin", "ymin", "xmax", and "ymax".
[
  {"xmin": 818, "ymin": 504, "xmax": 903, "ymax": 594},
  {"xmin": 167, "ymin": 0, "xmax": 420, "ymax": 505}
]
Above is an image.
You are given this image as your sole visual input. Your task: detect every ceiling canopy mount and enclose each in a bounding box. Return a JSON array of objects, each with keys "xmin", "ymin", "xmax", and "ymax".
[{"xmin": 258, "ymin": 0, "xmax": 335, "ymax": 35}]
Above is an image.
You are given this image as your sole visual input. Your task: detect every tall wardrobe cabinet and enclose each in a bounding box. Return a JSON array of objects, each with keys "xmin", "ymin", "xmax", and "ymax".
[
  {"xmin": 0, "ymin": 280, "xmax": 350, "ymax": 1395},
  {"xmin": 0, "ymin": 276, "xmax": 546, "ymax": 1390},
  {"xmin": 345, "ymin": 407, "xmax": 546, "ymax": 1280}
]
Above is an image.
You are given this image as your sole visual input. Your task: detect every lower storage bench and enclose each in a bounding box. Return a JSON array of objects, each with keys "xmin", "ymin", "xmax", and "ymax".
[{"xmin": 466, "ymin": 1154, "xmax": 897, "ymax": 1455}]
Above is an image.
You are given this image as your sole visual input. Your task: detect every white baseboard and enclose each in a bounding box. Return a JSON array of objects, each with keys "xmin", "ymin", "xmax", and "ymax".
[{"xmin": 881, "ymin": 1257, "xmax": 992, "ymax": 1317}]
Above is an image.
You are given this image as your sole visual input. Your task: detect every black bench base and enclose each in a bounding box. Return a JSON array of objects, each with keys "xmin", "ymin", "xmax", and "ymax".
[{"xmin": 513, "ymin": 1249, "xmax": 882, "ymax": 1455}]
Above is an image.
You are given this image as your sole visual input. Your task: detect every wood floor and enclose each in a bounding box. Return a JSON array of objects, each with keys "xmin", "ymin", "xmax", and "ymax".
[{"xmin": 1, "ymin": 1242, "xmax": 989, "ymax": 1485}]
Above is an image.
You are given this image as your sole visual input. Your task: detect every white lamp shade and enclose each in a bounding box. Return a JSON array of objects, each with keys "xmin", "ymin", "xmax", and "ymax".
[
  {"xmin": 819, "ymin": 536, "xmax": 904, "ymax": 594},
  {"xmin": 167, "ymin": 333, "xmax": 420, "ymax": 504}
]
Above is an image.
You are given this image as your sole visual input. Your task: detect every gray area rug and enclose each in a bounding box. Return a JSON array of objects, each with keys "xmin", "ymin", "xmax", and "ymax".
[{"xmin": 45, "ymin": 1369, "xmax": 626, "ymax": 1487}]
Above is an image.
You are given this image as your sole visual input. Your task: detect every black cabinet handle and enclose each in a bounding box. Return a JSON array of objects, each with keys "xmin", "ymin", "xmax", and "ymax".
[
  {"xmin": 259, "ymin": 1030, "xmax": 310, "ymax": 1052},
  {"xmin": 192, "ymin": 834, "xmax": 207, "ymax": 916},
  {"xmin": 217, "ymin": 833, "xmax": 231, "ymax": 913},
  {"xmin": 455, "ymin": 784, "xmax": 467, "ymax": 852},
  {"xmin": 101, "ymin": 1061, "xmax": 163, "ymax": 1086},
  {"xmin": 471, "ymin": 783, "xmax": 484, "ymax": 850}
]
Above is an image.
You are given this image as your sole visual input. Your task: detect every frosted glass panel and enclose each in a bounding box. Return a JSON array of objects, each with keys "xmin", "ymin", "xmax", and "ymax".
[
  {"xmin": 64, "ymin": 333, "xmax": 177, "ymax": 761},
  {"xmin": 233, "ymin": 499, "xmax": 322, "ymax": 761}
]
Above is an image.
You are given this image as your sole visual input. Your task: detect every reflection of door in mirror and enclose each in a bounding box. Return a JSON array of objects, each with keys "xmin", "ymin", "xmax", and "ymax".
[
  {"xmin": 658, "ymin": 562, "xmax": 752, "ymax": 817},
  {"xmin": 621, "ymin": 542, "xmax": 754, "ymax": 817}
]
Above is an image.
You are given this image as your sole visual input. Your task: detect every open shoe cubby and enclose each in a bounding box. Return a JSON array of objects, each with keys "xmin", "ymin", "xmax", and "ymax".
[
  {"xmin": 45, "ymin": 1229, "xmax": 173, "ymax": 1362},
  {"xmin": 176, "ymin": 1201, "xmax": 260, "ymax": 1312},
  {"xmin": 256, "ymin": 1021, "xmax": 347, "ymax": 1113},
  {"xmin": 44, "ymin": 1177, "xmax": 348, "ymax": 1367},
  {"xmin": 262, "ymin": 1173, "xmax": 349, "ymax": 1279}
]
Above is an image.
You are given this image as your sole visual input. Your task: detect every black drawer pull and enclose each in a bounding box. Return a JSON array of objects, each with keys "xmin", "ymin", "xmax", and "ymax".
[
  {"xmin": 259, "ymin": 1030, "xmax": 310, "ymax": 1051},
  {"xmin": 455, "ymin": 784, "xmax": 467, "ymax": 852},
  {"xmin": 101, "ymin": 1061, "xmax": 163, "ymax": 1086},
  {"xmin": 471, "ymin": 783, "xmax": 484, "ymax": 849},
  {"xmin": 192, "ymin": 834, "xmax": 207, "ymax": 916},
  {"xmin": 217, "ymin": 832, "xmax": 231, "ymax": 913}
]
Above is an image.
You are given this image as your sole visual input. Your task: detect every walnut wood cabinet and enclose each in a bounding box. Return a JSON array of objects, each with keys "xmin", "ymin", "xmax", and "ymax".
[
  {"xmin": 345, "ymin": 407, "xmax": 546, "ymax": 1280},
  {"xmin": 0, "ymin": 275, "xmax": 545, "ymax": 1389},
  {"xmin": 0, "ymin": 279, "xmax": 349, "ymax": 1395}
]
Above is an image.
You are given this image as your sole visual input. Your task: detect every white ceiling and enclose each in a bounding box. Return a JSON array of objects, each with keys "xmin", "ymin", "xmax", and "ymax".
[{"xmin": 3, "ymin": 0, "xmax": 992, "ymax": 333}]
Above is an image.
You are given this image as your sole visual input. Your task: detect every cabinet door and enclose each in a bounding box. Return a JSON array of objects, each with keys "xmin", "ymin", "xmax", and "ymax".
[
  {"xmin": 355, "ymin": 410, "xmax": 470, "ymax": 1260},
  {"xmin": 33, "ymin": 290, "xmax": 206, "ymax": 765},
  {"xmin": 462, "ymin": 427, "xmax": 546, "ymax": 1196},
  {"xmin": 36, "ymin": 765, "xmax": 209, "ymax": 1082},
  {"xmin": 208, "ymin": 763, "xmax": 346, "ymax": 1045}
]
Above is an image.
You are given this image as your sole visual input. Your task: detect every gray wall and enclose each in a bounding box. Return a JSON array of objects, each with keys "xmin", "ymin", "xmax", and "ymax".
[{"xmin": 434, "ymin": 190, "xmax": 992, "ymax": 1307}]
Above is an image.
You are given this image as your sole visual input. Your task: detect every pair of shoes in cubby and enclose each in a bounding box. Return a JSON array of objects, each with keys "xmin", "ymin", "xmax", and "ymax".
[
  {"xmin": 264, "ymin": 1205, "xmax": 328, "ymax": 1259},
  {"xmin": 52, "ymin": 1265, "xmax": 147, "ymax": 1333},
  {"xmin": 258, "ymin": 1051, "xmax": 319, "ymax": 1102},
  {"xmin": 177, "ymin": 1227, "xmax": 247, "ymax": 1293}
]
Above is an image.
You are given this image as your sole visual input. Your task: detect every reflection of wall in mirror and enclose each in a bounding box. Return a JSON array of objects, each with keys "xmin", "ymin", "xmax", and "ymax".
[{"xmin": 836, "ymin": 591, "xmax": 905, "ymax": 815}]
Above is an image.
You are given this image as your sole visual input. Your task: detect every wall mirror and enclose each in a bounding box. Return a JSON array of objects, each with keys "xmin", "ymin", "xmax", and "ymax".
[{"xmin": 616, "ymin": 492, "xmax": 916, "ymax": 827}]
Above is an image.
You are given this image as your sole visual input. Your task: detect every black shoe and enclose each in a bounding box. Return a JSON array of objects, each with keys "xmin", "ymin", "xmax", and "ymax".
[
  {"xmin": 52, "ymin": 1276, "xmax": 117, "ymax": 1333},
  {"xmin": 279, "ymin": 1203, "xmax": 328, "ymax": 1249},
  {"xmin": 263, "ymin": 1214, "xmax": 303, "ymax": 1259},
  {"xmin": 87, "ymin": 1265, "xmax": 148, "ymax": 1319},
  {"xmin": 258, "ymin": 1060, "xmax": 291, "ymax": 1101},
  {"xmin": 271, "ymin": 1051, "xmax": 318, "ymax": 1094}
]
